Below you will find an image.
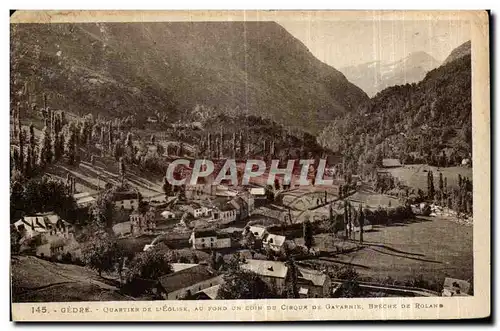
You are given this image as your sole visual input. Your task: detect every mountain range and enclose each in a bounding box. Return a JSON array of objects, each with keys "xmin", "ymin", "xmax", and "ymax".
[
  {"xmin": 10, "ymin": 22, "xmax": 368, "ymax": 134},
  {"xmin": 340, "ymin": 51, "xmax": 441, "ymax": 97},
  {"xmin": 318, "ymin": 40, "xmax": 472, "ymax": 173}
]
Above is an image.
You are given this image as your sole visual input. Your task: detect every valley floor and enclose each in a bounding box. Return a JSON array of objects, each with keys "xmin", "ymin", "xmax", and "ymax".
[{"xmin": 305, "ymin": 217, "xmax": 473, "ymax": 286}]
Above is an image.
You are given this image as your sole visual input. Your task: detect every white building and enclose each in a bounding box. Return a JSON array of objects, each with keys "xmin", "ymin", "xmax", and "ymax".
[
  {"xmin": 14, "ymin": 212, "xmax": 80, "ymax": 260},
  {"xmin": 249, "ymin": 187, "xmax": 266, "ymax": 197},
  {"xmin": 442, "ymin": 277, "xmax": 471, "ymax": 297},
  {"xmin": 161, "ymin": 210, "xmax": 176, "ymax": 220},
  {"xmin": 244, "ymin": 225, "xmax": 268, "ymax": 240},
  {"xmin": 189, "ymin": 230, "xmax": 232, "ymax": 250},
  {"xmin": 186, "ymin": 205, "xmax": 213, "ymax": 219},
  {"xmin": 262, "ymin": 233, "xmax": 286, "ymax": 252},
  {"xmin": 73, "ymin": 192, "xmax": 96, "ymax": 209},
  {"xmin": 14, "ymin": 213, "xmax": 73, "ymax": 240},
  {"xmin": 114, "ymin": 198, "xmax": 139, "ymax": 211}
]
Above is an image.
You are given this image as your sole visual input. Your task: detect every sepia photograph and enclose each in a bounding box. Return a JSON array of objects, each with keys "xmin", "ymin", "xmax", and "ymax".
[{"xmin": 9, "ymin": 10, "xmax": 490, "ymax": 321}]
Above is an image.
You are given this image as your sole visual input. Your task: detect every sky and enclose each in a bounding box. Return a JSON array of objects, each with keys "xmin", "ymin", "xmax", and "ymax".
[{"xmin": 278, "ymin": 18, "xmax": 471, "ymax": 68}]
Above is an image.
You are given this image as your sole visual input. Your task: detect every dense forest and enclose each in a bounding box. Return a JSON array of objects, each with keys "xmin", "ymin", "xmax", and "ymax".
[{"xmin": 318, "ymin": 53, "xmax": 471, "ymax": 178}]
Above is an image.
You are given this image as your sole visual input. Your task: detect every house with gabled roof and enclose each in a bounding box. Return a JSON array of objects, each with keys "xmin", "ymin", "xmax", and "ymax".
[
  {"xmin": 14, "ymin": 212, "xmax": 73, "ymax": 240},
  {"xmin": 157, "ymin": 263, "xmax": 223, "ymax": 300},
  {"xmin": 262, "ymin": 233, "xmax": 286, "ymax": 252},
  {"xmin": 193, "ymin": 284, "xmax": 221, "ymax": 300},
  {"xmin": 442, "ymin": 277, "xmax": 471, "ymax": 297},
  {"xmin": 297, "ymin": 267, "xmax": 332, "ymax": 298},
  {"xmin": 240, "ymin": 259, "xmax": 289, "ymax": 294},
  {"xmin": 14, "ymin": 212, "xmax": 80, "ymax": 260},
  {"xmin": 189, "ymin": 229, "xmax": 232, "ymax": 250}
]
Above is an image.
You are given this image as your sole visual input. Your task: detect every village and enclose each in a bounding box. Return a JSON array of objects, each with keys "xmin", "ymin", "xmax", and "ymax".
[{"xmin": 11, "ymin": 152, "xmax": 473, "ymax": 301}]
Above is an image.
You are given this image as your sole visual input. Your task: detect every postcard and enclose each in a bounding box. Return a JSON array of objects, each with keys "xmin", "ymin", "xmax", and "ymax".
[{"xmin": 9, "ymin": 10, "xmax": 490, "ymax": 321}]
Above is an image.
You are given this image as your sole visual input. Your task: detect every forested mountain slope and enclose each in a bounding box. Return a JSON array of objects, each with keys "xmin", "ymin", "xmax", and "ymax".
[
  {"xmin": 11, "ymin": 22, "xmax": 368, "ymax": 133},
  {"xmin": 319, "ymin": 48, "xmax": 471, "ymax": 176}
]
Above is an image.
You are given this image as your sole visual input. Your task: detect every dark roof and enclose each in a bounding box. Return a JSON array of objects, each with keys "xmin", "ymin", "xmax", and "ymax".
[
  {"xmin": 194, "ymin": 229, "xmax": 218, "ymax": 237},
  {"xmin": 112, "ymin": 190, "xmax": 140, "ymax": 201},
  {"xmin": 159, "ymin": 265, "xmax": 218, "ymax": 293},
  {"xmin": 217, "ymin": 203, "xmax": 238, "ymax": 212}
]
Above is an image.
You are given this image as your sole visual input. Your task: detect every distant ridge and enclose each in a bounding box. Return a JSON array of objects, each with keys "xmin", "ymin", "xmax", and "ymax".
[
  {"xmin": 340, "ymin": 51, "xmax": 440, "ymax": 97},
  {"xmin": 443, "ymin": 40, "xmax": 471, "ymax": 65}
]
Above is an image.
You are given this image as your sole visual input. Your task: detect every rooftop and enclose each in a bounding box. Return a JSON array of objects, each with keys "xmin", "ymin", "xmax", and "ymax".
[
  {"xmin": 247, "ymin": 225, "xmax": 267, "ymax": 238},
  {"xmin": 263, "ymin": 233, "xmax": 286, "ymax": 247},
  {"xmin": 382, "ymin": 158, "xmax": 402, "ymax": 168},
  {"xmin": 195, "ymin": 284, "xmax": 220, "ymax": 300},
  {"xmin": 240, "ymin": 259, "xmax": 288, "ymax": 279},
  {"xmin": 297, "ymin": 267, "xmax": 328, "ymax": 287},
  {"xmin": 219, "ymin": 227, "xmax": 245, "ymax": 234},
  {"xmin": 171, "ymin": 263, "xmax": 199, "ymax": 273},
  {"xmin": 75, "ymin": 196, "xmax": 96, "ymax": 205},
  {"xmin": 249, "ymin": 187, "xmax": 266, "ymax": 196},
  {"xmin": 443, "ymin": 277, "xmax": 471, "ymax": 295},
  {"xmin": 159, "ymin": 264, "xmax": 218, "ymax": 294},
  {"xmin": 193, "ymin": 229, "xmax": 218, "ymax": 238},
  {"xmin": 73, "ymin": 192, "xmax": 92, "ymax": 199}
]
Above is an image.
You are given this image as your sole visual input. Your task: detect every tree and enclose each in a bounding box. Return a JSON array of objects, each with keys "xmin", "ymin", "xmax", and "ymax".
[
  {"xmin": 37, "ymin": 125, "xmax": 52, "ymax": 167},
  {"xmin": 427, "ymin": 171, "xmax": 435, "ymax": 200},
  {"xmin": 19, "ymin": 176, "xmax": 76, "ymax": 219},
  {"xmin": 242, "ymin": 226, "xmax": 256, "ymax": 249},
  {"xmin": 439, "ymin": 172, "xmax": 444, "ymax": 193},
  {"xmin": 90, "ymin": 189, "xmax": 115, "ymax": 228},
  {"xmin": 18, "ymin": 127, "xmax": 26, "ymax": 175},
  {"xmin": 358, "ymin": 204, "xmax": 365, "ymax": 244},
  {"xmin": 217, "ymin": 269, "xmax": 278, "ymax": 299},
  {"xmin": 285, "ymin": 257, "xmax": 299, "ymax": 298},
  {"xmin": 125, "ymin": 132, "xmax": 133, "ymax": 159},
  {"xmin": 65, "ymin": 129, "xmax": 77, "ymax": 165},
  {"xmin": 127, "ymin": 247, "xmax": 174, "ymax": 280},
  {"xmin": 82, "ymin": 236, "xmax": 121, "ymax": 277},
  {"xmin": 25, "ymin": 145, "xmax": 32, "ymax": 177},
  {"xmin": 11, "ymin": 226, "xmax": 21, "ymax": 255},
  {"xmin": 119, "ymin": 157, "xmax": 126, "ymax": 187},
  {"xmin": 274, "ymin": 178, "xmax": 280, "ymax": 191},
  {"xmin": 303, "ymin": 219, "xmax": 314, "ymax": 252},
  {"xmin": 156, "ymin": 143, "xmax": 165, "ymax": 156},
  {"xmin": 28, "ymin": 123, "xmax": 36, "ymax": 154},
  {"xmin": 107, "ymin": 122, "xmax": 113, "ymax": 151},
  {"xmin": 162, "ymin": 176, "xmax": 172, "ymax": 198},
  {"xmin": 215, "ymin": 254, "xmax": 225, "ymax": 271},
  {"xmin": 265, "ymin": 185, "xmax": 275, "ymax": 202},
  {"xmin": 343, "ymin": 201, "xmax": 349, "ymax": 238}
]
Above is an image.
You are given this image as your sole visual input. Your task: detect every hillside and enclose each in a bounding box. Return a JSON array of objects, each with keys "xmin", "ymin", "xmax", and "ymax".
[
  {"xmin": 340, "ymin": 51, "xmax": 440, "ymax": 97},
  {"xmin": 11, "ymin": 255, "xmax": 131, "ymax": 302},
  {"xmin": 10, "ymin": 22, "xmax": 368, "ymax": 133},
  {"xmin": 443, "ymin": 40, "xmax": 471, "ymax": 65},
  {"xmin": 319, "ymin": 45, "xmax": 471, "ymax": 176}
]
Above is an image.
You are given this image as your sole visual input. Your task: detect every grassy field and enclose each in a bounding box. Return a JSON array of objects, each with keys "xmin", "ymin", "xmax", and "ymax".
[
  {"xmin": 11, "ymin": 256, "xmax": 131, "ymax": 302},
  {"xmin": 307, "ymin": 217, "xmax": 473, "ymax": 286},
  {"xmin": 384, "ymin": 164, "xmax": 472, "ymax": 191},
  {"xmin": 346, "ymin": 190, "xmax": 401, "ymax": 209},
  {"xmin": 46, "ymin": 156, "xmax": 164, "ymax": 198}
]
